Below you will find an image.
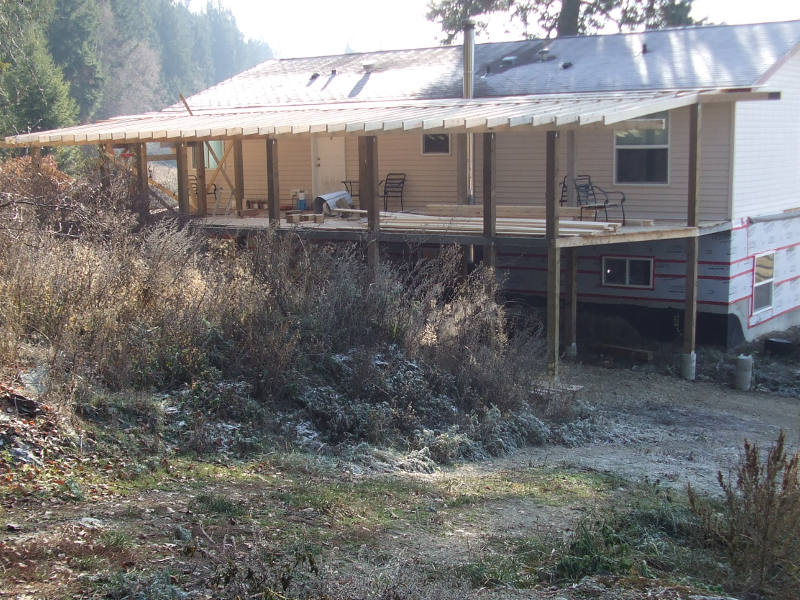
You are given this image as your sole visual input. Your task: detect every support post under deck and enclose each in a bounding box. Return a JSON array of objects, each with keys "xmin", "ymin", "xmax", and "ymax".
[
  {"xmin": 359, "ymin": 135, "xmax": 379, "ymax": 274},
  {"xmin": 233, "ymin": 138, "xmax": 244, "ymax": 217},
  {"xmin": 482, "ymin": 132, "xmax": 496, "ymax": 267},
  {"xmin": 682, "ymin": 103, "xmax": 701, "ymax": 381},
  {"xmin": 545, "ymin": 130, "xmax": 560, "ymax": 380},
  {"xmin": 175, "ymin": 142, "xmax": 189, "ymax": 223},
  {"xmin": 266, "ymin": 136, "xmax": 280, "ymax": 227}
]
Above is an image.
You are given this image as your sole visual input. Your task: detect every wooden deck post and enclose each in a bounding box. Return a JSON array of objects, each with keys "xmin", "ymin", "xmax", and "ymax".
[
  {"xmin": 565, "ymin": 247, "xmax": 578, "ymax": 358},
  {"xmin": 456, "ymin": 133, "xmax": 468, "ymax": 203},
  {"xmin": 30, "ymin": 145, "xmax": 41, "ymax": 172},
  {"xmin": 233, "ymin": 138, "xmax": 244, "ymax": 217},
  {"xmin": 135, "ymin": 143, "xmax": 149, "ymax": 225},
  {"xmin": 266, "ymin": 136, "xmax": 280, "ymax": 228},
  {"xmin": 682, "ymin": 103, "xmax": 701, "ymax": 380},
  {"xmin": 193, "ymin": 142, "xmax": 207, "ymax": 217},
  {"xmin": 359, "ymin": 135, "xmax": 379, "ymax": 273},
  {"xmin": 175, "ymin": 141, "xmax": 189, "ymax": 222},
  {"xmin": 565, "ymin": 130, "xmax": 577, "ymax": 206},
  {"xmin": 482, "ymin": 132, "xmax": 496, "ymax": 267},
  {"xmin": 98, "ymin": 143, "xmax": 111, "ymax": 193},
  {"xmin": 545, "ymin": 130, "xmax": 560, "ymax": 380}
]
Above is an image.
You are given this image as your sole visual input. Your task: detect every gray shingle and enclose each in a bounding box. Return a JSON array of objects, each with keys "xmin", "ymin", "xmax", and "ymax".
[{"xmin": 171, "ymin": 20, "xmax": 800, "ymax": 112}]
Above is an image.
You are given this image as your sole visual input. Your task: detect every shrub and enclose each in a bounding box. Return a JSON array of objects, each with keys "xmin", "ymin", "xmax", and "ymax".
[
  {"xmin": 0, "ymin": 159, "xmax": 551, "ymax": 461},
  {"xmin": 689, "ymin": 430, "xmax": 800, "ymax": 598}
]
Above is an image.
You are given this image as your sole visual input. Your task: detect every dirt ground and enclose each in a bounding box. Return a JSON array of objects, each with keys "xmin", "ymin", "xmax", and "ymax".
[
  {"xmin": 511, "ymin": 362, "xmax": 800, "ymax": 495},
  {"xmin": 380, "ymin": 363, "xmax": 800, "ymax": 583},
  {"xmin": 2, "ymin": 361, "xmax": 798, "ymax": 599}
]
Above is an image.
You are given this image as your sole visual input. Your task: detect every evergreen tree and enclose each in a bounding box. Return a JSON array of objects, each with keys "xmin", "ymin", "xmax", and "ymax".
[
  {"xmin": 428, "ymin": 0, "xmax": 698, "ymax": 42},
  {"xmin": 46, "ymin": 0, "xmax": 104, "ymax": 121},
  {"xmin": 0, "ymin": 4, "xmax": 77, "ymax": 136}
]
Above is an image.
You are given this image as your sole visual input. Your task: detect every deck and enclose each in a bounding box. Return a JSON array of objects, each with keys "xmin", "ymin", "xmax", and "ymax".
[{"xmin": 193, "ymin": 210, "xmax": 724, "ymax": 249}]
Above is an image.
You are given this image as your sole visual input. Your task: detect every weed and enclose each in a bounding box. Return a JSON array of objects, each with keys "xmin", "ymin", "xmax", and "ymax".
[
  {"xmin": 689, "ymin": 429, "xmax": 800, "ymax": 598},
  {"xmin": 194, "ymin": 493, "xmax": 246, "ymax": 517}
]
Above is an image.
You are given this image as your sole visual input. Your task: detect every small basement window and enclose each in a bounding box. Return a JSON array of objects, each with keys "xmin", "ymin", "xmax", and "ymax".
[
  {"xmin": 614, "ymin": 112, "xmax": 668, "ymax": 184},
  {"xmin": 752, "ymin": 253, "xmax": 775, "ymax": 313},
  {"xmin": 422, "ymin": 134, "xmax": 450, "ymax": 155},
  {"xmin": 602, "ymin": 256, "xmax": 653, "ymax": 289}
]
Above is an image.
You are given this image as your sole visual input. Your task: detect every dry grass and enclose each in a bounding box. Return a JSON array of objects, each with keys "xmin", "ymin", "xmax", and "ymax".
[
  {"xmin": 690, "ymin": 430, "xmax": 800, "ymax": 599},
  {"xmin": 0, "ymin": 157, "xmax": 547, "ymax": 458}
]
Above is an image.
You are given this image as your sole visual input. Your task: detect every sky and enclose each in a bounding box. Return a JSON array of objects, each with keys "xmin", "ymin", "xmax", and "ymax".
[{"xmin": 189, "ymin": 0, "xmax": 800, "ymax": 59}]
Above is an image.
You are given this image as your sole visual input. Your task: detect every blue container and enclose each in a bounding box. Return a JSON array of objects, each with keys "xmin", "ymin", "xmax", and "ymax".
[{"xmin": 298, "ymin": 198, "xmax": 306, "ymax": 211}]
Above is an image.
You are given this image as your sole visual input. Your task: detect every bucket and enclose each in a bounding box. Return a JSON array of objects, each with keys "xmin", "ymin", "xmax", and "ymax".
[{"xmin": 734, "ymin": 354, "xmax": 753, "ymax": 391}]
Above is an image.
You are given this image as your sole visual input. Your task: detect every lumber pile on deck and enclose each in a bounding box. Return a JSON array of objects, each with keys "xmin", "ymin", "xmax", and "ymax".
[
  {"xmin": 420, "ymin": 203, "xmax": 584, "ymax": 219},
  {"xmin": 379, "ymin": 212, "xmax": 620, "ymax": 237}
]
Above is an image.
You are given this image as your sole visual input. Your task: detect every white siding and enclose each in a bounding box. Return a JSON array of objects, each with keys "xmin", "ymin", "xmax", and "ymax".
[{"xmin": 732, "ymin": 48, "xmax": 800, "ymax": 218}]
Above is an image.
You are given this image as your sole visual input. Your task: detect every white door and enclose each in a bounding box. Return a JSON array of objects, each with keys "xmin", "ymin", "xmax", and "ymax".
[{"xmin": 312, "ymin": 135, "xmax": 345, "ymax": 197}]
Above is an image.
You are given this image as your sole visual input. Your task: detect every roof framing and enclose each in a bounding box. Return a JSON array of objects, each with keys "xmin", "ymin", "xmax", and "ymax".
[{"xmin": 1, "ymin": 88, "xmax": 779, "ymax": 148}]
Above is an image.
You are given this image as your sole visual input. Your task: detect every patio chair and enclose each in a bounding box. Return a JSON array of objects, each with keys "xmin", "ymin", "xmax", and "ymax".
[
  {"xmin": 574, "ymin": 175, "xmax": 625, "ymax": 224},
  {"xmin": 379, "ymin": 173, "xmax": 406, "ymax": 211}
]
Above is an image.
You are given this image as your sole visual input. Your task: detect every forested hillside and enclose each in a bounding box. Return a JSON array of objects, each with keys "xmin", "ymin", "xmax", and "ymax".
[{"xmin": 0, "ymin": 0, "xmax": 271, "ymax": 138}]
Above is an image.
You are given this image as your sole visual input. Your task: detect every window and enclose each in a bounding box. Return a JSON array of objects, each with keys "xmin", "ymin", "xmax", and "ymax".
[
  {"xmin": 422, "ymin": 134, "xmax": 450, "ymax": 155},
  {"xmin": 614, "ymin": 112, "xmax": 668, "ymax": 184},
  {"xmin": 192, "ymin": 140, "xmax": 224, "ymax": 169},
  {"xmin": 602, "ymin": 256, "xmax": 653, "ymax": 289},
  {"xmin": 752, "ymin": 253, "xmax": 774, "ymax": 313}
]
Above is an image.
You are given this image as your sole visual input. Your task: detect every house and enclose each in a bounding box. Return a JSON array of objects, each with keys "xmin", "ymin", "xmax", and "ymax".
[{"xmin": 4, "ymin": 20, "xmax": 800, "ymax": 379}]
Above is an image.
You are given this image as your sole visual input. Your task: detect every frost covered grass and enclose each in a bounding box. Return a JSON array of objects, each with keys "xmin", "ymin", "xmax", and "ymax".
[{"xmin": 0, "ymin": 156, "xmax": 555, "ymax": 463}]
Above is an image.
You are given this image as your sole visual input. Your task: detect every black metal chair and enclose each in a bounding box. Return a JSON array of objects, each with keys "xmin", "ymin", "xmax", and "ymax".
[
  {"xmin": 341, "ymin": 179, "xmax": 359, "ymax": 201},
  {"xmin": 379, "ymin": 173, "xmax": 406, "ymax": 211},
  {"xmin": 559, "ymin": 176, "xmax": 568, "ymax": 206},
  {"xmin": 574, "ymin": 175, "xmax": 625, "ymax": 224}
]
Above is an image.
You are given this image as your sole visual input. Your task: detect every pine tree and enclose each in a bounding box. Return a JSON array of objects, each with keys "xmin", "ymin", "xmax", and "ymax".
[
  {"xmin": 46, "ymin": 0, "xmax": 104, "ymax": 121},
  {"xmin": 0, "ymin": 7, "xmax": 77, "ymax": 137}
]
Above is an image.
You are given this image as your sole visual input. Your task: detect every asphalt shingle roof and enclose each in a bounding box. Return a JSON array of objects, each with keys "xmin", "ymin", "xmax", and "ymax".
[{"xmin": 173, "ymin": 20, "xmax": 800, "ymax": 112}]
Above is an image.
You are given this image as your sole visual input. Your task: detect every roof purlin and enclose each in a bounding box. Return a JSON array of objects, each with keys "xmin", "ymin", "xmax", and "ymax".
[{"xmin": 0, "ymin": 89, "xmax": 776, "ymax": 148}]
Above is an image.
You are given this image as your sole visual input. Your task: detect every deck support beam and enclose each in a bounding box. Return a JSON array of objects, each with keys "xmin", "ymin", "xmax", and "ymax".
[
  {"xmin": 233, "ymin": 138, "xmax": 244, "ymax": 217},
  {"xmin": 266, "ymin": 136, "xmax": 280, "ymax": 227},
  {"xmin": 545, "ymin": 130, "xmax": 560, "ymax": 380},
  {"xmin": 359, "ymin": 135, "xmax": 379, "ymax": 274},
  {"xmin": 193, "ymin": 142, "xmax": 207, "ymax": 217},
  {"xmin": 175, "ymin": 141, "xmax": 189, "ymax": 222},
  {"xmin": 482, "ymin": 132, "xmax": 496, "ymax": 267},
  {"xmin": 134, "ymin": 143, "xmax": 149, "ymax": 225},
  {"xmin": 682, "ymin": 103, "xmax": 701, "ymax": 380}
]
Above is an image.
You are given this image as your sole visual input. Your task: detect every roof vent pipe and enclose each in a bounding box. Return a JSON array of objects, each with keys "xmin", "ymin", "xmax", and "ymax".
[
  {"xmin": 463, "ymin": 21, "xmax": 475, "ymax": 99},
  {"xmin": 463, "ymin": 22, "xmax": 476, "ymax": 205}
]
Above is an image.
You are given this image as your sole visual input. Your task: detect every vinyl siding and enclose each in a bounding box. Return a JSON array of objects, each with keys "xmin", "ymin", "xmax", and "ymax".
[
  {"xmin": 376, "ymin": 133, "xmax": 459, "ymax": 210},
  {"xmin": 231, "ymin": 102, "xmax": 732, "ymax": 219},
  {"xmin": 575, "ymin": 104, "xmax": 731, "ymax": 222},
  {"xmin": 276, "ymin": 135, "xmax": 312, "ymax": 206},
  {"xmin": 732, "ymin": 48, "xmax": 800, "ymax": 218}
]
